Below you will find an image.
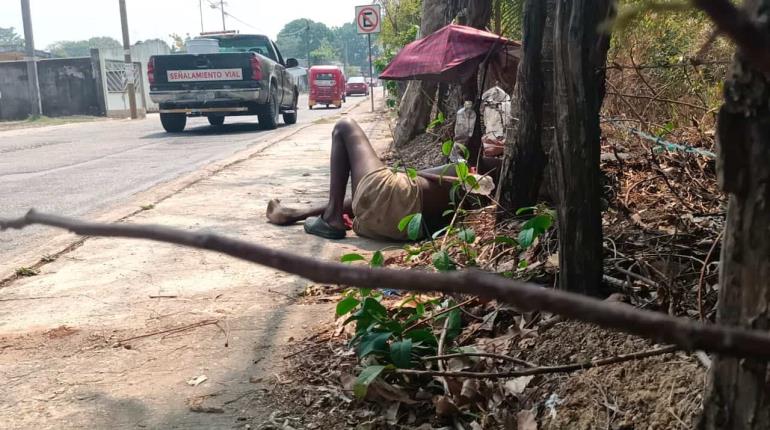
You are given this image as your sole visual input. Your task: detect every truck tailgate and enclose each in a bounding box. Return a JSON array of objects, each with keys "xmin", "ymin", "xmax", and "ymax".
[{"xmin": 150, "ymin": 53, "xmax": 258, "ymax": 91}]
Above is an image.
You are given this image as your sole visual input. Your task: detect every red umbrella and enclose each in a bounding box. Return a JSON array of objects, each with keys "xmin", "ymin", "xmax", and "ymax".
[{"xmin": 379, "ymin": 24, "xmax": 520, "ymax": 83}]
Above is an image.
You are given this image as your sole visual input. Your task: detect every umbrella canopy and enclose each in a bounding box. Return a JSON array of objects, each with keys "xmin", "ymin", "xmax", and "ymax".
[{"xmin": 379, "ymin": 24, "xmax": 520, "ymax": 83}]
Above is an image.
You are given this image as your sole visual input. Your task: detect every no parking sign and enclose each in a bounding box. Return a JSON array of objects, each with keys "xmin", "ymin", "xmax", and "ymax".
[{"xmin": 356, "ymin": 5, "xmax": 381, "ymax": 34}]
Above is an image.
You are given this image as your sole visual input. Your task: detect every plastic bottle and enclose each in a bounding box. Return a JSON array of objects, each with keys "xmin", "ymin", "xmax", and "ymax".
[{"xmin": 451, "ymin": 101, "xmax": 476, "ymax": 163}]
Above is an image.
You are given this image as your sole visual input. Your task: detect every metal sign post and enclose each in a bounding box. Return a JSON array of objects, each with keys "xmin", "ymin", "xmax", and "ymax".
[{"xmin": 355, "ymin": 4, "xmax": 381, "ymax": 112}]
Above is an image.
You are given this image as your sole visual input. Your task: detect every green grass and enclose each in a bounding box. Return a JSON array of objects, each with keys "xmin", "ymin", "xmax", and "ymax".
[
  {"xmin": 15, "ymin": 267, "xmax": 39, "ymax": 277},
  {"xmin": 0, "ymin": 115, "xmax": 103, "ymax": 131}
]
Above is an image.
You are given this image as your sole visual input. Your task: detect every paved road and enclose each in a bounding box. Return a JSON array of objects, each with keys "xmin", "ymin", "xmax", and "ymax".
[{"xmin": 0, "ymin": 94, "xmax": 361, "ymax": 261}]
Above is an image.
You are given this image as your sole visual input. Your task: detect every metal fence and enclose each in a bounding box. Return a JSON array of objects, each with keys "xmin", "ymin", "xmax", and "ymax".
[{"xmin": 104, "ymin": 59, "xmax": 141, "ymax": 93}]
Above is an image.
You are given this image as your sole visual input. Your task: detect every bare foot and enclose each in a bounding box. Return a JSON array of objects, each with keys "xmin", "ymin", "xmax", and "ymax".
[{"xmin": 266, "ymin": 199, "xmax": 302, "ymax": 225}]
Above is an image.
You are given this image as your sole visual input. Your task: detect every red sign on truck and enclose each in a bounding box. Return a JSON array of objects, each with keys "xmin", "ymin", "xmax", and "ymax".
[{"xmin": 167, "ymin": 69, "xmax": 243, "ymax": 82}]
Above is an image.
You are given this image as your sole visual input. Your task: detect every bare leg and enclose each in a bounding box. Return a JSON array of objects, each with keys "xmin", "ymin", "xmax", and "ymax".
[
  {"xmin": 266, "ymin": 198, "xmax": 351, "ymax": 225},
  {"xmin": 266, "ymin": 118, "xmax": 382, "ymax": 228}
]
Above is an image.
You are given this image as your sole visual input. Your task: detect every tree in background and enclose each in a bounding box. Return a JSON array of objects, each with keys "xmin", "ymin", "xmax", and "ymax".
[
  {"xmin": 47, "ymin": 36, "xmax": 122, "ymax": 58},
  {"xmin": 332, "ymin": 22, "xmax": 373, "ymax": 75},
  {"xmin": 168, "ymin": 33, "xmax": 191, "ymax": 53},
  {"xmin": 276, "ymin": 19, "xmax": 333, "ymax": 65},
  {"xmin": 310, "ymin": 39, "xmax": 339, "ymax": 65},
  {"xmin": 0, "ymin": 27, "xmax": 24, "ymax": 48},
  {"xmin": 378, "ymin": 0, "xmax": 422, "ymax": 52}
]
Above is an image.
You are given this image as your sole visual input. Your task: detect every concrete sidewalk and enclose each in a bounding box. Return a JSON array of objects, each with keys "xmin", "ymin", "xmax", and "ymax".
[{"xmin": 0, "ymin": 95, "xmax": 392, "ymax": 429}]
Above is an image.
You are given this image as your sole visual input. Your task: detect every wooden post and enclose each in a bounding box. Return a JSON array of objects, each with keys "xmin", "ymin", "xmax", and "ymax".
[
  {"xmin": 551, "ymin": 0, "xmax": 612, "ymax": 296},
  {"xmin": 700, "ymin": 2, "xmax": 770, "ymax": 427}
]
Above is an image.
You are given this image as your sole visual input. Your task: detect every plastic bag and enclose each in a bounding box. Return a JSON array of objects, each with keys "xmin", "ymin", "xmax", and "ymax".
[{"xmin": 452, "ymin": 101, "xmax": 476, "ymax": 163}]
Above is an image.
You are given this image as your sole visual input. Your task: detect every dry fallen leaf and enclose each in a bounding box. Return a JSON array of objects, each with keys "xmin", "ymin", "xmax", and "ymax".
[
  {"xmin": 186, "ymin": 375, "xmax": 208, "ymax": 387},
  {"xmin": 504, "ymin": 375, "xmax": 534, "ymax": 397},
  {"xmin": 433, "ymin": 395, "xmax": 460, "ymax": 418},
  {"xmin": 517, "ymin": 408, "xmax": 538, "ymax": 430}
]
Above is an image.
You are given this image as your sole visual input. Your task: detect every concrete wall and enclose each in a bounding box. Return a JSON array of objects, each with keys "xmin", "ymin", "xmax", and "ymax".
[
  {"xmin": 37, "ymin": 58, "xmax": 102, "ymax": 117},
  {"xmin": 0, "ymin": 57, "xmax": 103, "ymax": 120},
  {"xmin": 0, "ymin": 61, "xmax": 31, "ymax": 120}
]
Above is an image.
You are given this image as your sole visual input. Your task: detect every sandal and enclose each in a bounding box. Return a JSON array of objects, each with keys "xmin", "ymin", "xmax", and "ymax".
[{"xmin": 303, "ymin": 216, "xmax": 346, "ymax": 240}]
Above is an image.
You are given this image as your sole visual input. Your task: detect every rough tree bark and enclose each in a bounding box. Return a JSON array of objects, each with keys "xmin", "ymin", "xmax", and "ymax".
[
  {"xmin": 393, "ymin": 0, "xmax": 456, "ymax": 147},
  {"xmin": 551, "ymin": 0, "xmax": 612, "ymax": 296},
  {"xmin": 700, "ymin": 1, "xmax": 770, "ymax": 428},
  {"xmin": 497, "ymin": 0, "xmax": 555, "ymax": 213}
]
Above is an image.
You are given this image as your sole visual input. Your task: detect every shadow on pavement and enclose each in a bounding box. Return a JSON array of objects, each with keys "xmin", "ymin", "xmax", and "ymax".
[{"xmin": 140, "ymin": 122, "xmax": 290, "ymax": 140}]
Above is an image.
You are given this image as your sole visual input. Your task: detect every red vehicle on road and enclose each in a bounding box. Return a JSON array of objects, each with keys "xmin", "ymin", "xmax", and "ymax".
[
  {"xmin": 345, "ymin": 76, "xmax": 369, "ymax": 96},
  {"xmin": 308, "ymin": 66, "xmax": 345, "ymax": 109}
]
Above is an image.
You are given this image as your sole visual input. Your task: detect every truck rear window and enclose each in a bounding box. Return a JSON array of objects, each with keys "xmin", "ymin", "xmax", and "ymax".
[
  {"xmin": 213, "ymin": 36, "xmax": 275, "ymax": 61},
  {"xmin": 316, "ymin": 73, "xmax": 335, "ymax": 80}
]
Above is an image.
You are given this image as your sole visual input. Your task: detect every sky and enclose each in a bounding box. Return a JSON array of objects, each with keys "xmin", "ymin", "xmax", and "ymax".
[{"xmin": 0, "ymin": 0, "xmax": 372, "ymax": 49}]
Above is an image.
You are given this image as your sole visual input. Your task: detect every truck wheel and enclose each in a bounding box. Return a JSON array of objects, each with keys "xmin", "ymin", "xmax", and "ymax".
[
  {"xmin": 160, "ymin": 113, "xmax": 186, "ymax": 133},
  {"xmin": 207, "ymin": 116, "xmax": 225, "ymax": 126},
  {"xmin": 258, "ymin": 90, "xmax": 279, "ymax": 130},
  {"xmin": 282, "ymin": 93, "xmax": 298, "ymax": 125}
]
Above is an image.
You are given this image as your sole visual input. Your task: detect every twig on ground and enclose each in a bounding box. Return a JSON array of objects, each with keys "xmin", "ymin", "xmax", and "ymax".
[
  {"xmin": 116, "ymin": 319, "xmax": 219, "ymax": 344},
  {"xmin": 4, "ymin": 210, "xmax": 770, "ymax": 359},
  {"xmin": 422, "ymin": 352, "xmax": 536, "ymax": 368},
  {"xmin": 698, "ymin": 231, "xmax": 723, "ymax": 321},
  {"xmin": 396, "ymin": 345, "xmax": 678, "ymax": 379},
  {"xmin": 403, "ymin": 298, "xmax": 475, "ymax": 333}
]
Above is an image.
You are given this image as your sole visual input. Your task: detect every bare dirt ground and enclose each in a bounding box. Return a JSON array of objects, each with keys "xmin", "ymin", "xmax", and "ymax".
[{"xmin": 0, "ymin": 95, "xmax": 390, "ymax": 429}]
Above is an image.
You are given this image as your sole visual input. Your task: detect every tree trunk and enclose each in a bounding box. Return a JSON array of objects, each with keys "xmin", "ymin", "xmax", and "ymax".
[
  {"xmin": 551, "ymin": 0, "xmax": 612, "ymax": 296},
  {"xmin": 497, "ymin": 0, "xmax": 553, "ymax": 213},
  {"xmin": 700, "ymin": 2, "xmax": 770, "ymax": 428},
  {"xmin": 393, "ymin": 0, "xmax": 456, "ymax": 148},
  {"xmin": 460, "ymin": 0, "xmax": 493, "ymax": 164}
]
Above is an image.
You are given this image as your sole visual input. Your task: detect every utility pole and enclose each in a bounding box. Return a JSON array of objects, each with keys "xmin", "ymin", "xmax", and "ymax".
[
  {"xmin": 199, "ymin": 0, "xmax": 204, "ymax": 33},
  {"xmin": 220, "ymin": 0, "xmax": 226, "ymax": 31},
  {"xmin": 119, "ymin": 0, "xmax": 138, "ymax": 119},
  {"xmin": 305, "ymin": 19, "xmax": 311, "ymax": 67},
  {"xmin": 20, "ymin": 0, "xmax": 41, "ymax": 117},
  {"xmin": 368, "ymin": 33, "xmax": 374, "ymax": 112}
]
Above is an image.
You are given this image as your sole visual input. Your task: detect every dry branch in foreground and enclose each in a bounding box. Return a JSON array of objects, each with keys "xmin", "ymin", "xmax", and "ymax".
[{"xmin": 3, "ymin": 209, "xmax": 770, "ymax": 359}]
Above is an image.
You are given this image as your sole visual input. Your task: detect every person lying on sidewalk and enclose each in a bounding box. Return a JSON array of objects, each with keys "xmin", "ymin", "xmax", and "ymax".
[{"xmin": 266, "ymin": 118, "xmax": 501, "ymax": 241}]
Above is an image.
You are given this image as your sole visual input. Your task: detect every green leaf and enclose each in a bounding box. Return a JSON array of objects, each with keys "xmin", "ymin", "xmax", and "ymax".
[
  {"xmin": 441, "ymin": 140, "xmax": 454, "ymax": 156},
  {"xmin": 354, "ymin": 365, "xmax": 386, "ymax": 399},
  {"xmin": 431, "ymin": 225, "xmax": 450, "ymax": 240},
  {"xmin": 336, "ymin": 295, "xmax": 361, "ymax": 316},
  {"xmin": 442, "ymin": 209, "xmax": 455, "ymax": 217},
  {"xmin": 526, "ymin": 214, "xmax": 554, "ymax": 233},
  {"xmin": 518, "ymin": 228, "xmax": 535, "ymax": 248},
  {"xmin": 518, "ymin": 259, "xmax": 529, "ymax": 269},
  {"xmin": 453, "ymin": 143, "xmax": 470, "ymax": 160},
  {"xmin": 357, "ymin": 331, "xmax": 392, "ymax": 358},
  {"xmin": 464, "ymin": 174, "xmax": 479, "ymax": 190},
  {"xmin": 403, "ymin": 328, "xmax": 438, "ymax": 346},
  {"xmin": 398, "ymin": 214, "xmax": 416, "ymax": 232},
  {"xmin": 406, "ymin": 167, "xmax": 418, "ymax": 180},
  {"xmin": 432, "ymin": 251, "xmax": 456, "ymax": 272},
  {"xmin": 389, "ymin": 338, "xmax": 413, "ymax": 368},
  {"xmin": 407, "ymin": 213, "xmax": 423, "ymax": 241},
  {"xmin": 446, "ymin": 307, "xmax": 462, "ymax": 340},
  {"xmin": 515, "ymin": 206, "xmax": 537, "ymax": 216},
  {"xmin": 456, "ymin": 162, "xmax": 469, "ymax": 182},
  {"xmin": 457, "ymin": 228, "xmax": 476, "ymax": 244},
  {"xmin": 494, "ymin": 236, "xmax": 517, "ymax": 246},
  {"xmin": 427, "ymin": 112, "xmax": 446, "ymax": 130},
  {"xmin": 370, "ymin": 251, "xmax": 385, "ymax": 268},
  {"xmin": 341, "ymin": 253, "xmax": 366, "ymax": 263}
]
